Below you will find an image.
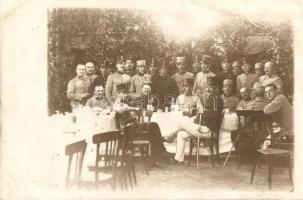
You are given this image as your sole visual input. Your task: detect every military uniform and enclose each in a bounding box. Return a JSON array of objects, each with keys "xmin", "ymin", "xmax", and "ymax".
[
  {"xmin": 176, "ymin": 94, "xmax": 202, "ymax": 112},
  {"xmin": 237, "ymin": 99, "xmax": 253, "ymax": 110},
  {"xmin": 193, "ymin": 71, "xmax": 216, "ymax": 96},
  {"xmin": 67, "ymin": 76, "xmax": 91, "ymax": 107},
  {"xmin": 220, "ymin": 94, "xmax": 239, "ymax": 111},
  {"xmin": 172, "ymin": 72, "xmax": 194, "ymax": 94},
  {"xmin": 105, "ymin": 72, "xmax": 130, "ymax": 103},
  {"xmin": 129, "ymin": 74, "xmax": 151, "ymax": 98},
  {"xmin": 236, "ymin": 73, "xmax": 258, "ymax": 93},
  {"xmin": 251, "ymin": 97, "xmax": 268, "ymax": 111},
  {"xmin": 86, "ymin": 96, "xmax": 109, "ymax": 109},
  {"xmin": 264, "ymin": 95, "xmax": 293, "ymax": 133},
  {"xmin": 259, "ymin": 74, "xmax": 283, "ymax": 94}
]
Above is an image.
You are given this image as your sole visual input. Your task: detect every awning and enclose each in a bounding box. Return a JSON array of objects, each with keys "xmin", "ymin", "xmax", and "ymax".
[{"xmin": 243, "ymin": 36, "xmax": 272, "ymax": 55}]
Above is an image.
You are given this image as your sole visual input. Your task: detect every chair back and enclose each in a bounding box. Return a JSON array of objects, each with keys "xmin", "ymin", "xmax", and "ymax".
[
  {"xmin": 93, "ymin": 131, "xmax": 123, "ymax": 169},
  {"xmin": 248, "ymin": 113, "xmax": 273, "ymax": 149},
  {"xmin": 65, "ymin": 140, "xmax": 87, "ymax": 188}
]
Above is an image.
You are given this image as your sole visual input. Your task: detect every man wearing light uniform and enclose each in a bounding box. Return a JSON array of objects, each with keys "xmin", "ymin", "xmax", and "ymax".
[
  {"xmin": 259, "ymin": 62, "xmax": 283, "ymax": 94},
  {"xmin": 221, "ymin": 79, "xmax": 239, "ymax": 112},
  {"xmin": 105, "ymin": 59, "xmax": 131, "ymax": 104},
  {"xmin": 172, "ymin": 57, "xmax": 194, "ymax": 95},
  {"xmin": 193, "ymin": 55, "xmax": 216, "ymax": 97},
  {"xmin": 176, "ymin": 78, "xmax": 202, "ymax": 115},
  {"xmin": 129, "ymin": 60, "xmax": 151, "ymax": 98},
  {"xmin": 67, "ymin": 64, "xmax": 91, "ymax": 108},
  {"xmin": 85, "ymin": 62, "xmax": 98, "ymax": 85},
  {"xmin": 236, "ymin": 62, "xmax": 258, "ymax": 94}
]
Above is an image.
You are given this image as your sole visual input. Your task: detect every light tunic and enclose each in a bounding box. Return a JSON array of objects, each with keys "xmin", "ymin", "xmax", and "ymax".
[
  {"xmin": 67, "ymin": 76, "xmax": 91, "ymax": 107},
  {"xmin": 172, "ymin": 72, "xmax": 194, "ymax": 94},
  {"xmin": 105, "ymin": 72, "xmax": 130, "ymax": 103},
  {"xmin": 193, "ymin": 71, "xmax": 216, "ymax": 96}
]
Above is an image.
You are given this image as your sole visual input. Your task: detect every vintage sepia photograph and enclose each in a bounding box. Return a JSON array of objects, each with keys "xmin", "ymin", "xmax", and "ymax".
[{"xmin": 1, "ymin": 0, "xmax": 303, "ymax": 199}]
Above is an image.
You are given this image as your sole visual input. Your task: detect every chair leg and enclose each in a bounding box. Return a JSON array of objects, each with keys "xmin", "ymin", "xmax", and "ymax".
[
  {"xmin": 251, "ymin": 153, "xmax": 257, "ymax": 184},
  {"xmin": 267, "ymin": 155, "xmax": 273, "ymax": 190},
  {"xmin": 140, "ymin": 145, "xmax": 149, "ymax": 175},
  {"xmin": 216, "ymin": 140, "xmax": 220, "ymax": 165},
  {"xmin": 210, "ymin": 141, "xmax": 215, "ymax": 168},
  {"xmin": 188, "ymin": 139, "xmax": 193, "ymax": 166},
  {"xmin": 196, "ymin": 137, "xmax": 200, "ymax": 169},
  {"xmin": 131, "ymin": 157, "xmax": 137, "ymax": 185},
  {"xmin": 288, "ymin": 154, "xmax": 293, "ymax": 186}
]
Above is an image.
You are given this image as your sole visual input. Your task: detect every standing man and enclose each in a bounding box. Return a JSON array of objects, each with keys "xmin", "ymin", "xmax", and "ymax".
[
  {"xmin": 193, "ymin": 55, "xmax": 216, "ymax": 97},
  {"xmin": 125, "ymin": 59, "xmax": 136, "ymax": 76},
  {"xmin": 236, "ymin": 62, "xmax": 258, "ymax": 94},
  {"xmin": 216, "ymin": 58, "xmax": 236, "ymax": 93},
  {"xmin": 85, "ymin": 62, "xmax": 98, "ymax": 85},
  {"xmin": 129, "ymin": 60, "xmax": 151, "ymax": 98},
  {"xmin": 67, "ymin": 64, "xmax": 91, "ymax": 108},
  {"xmin": 259, "ymin": 62, "xmax": 283, "ymax": 94},
  {"xmin": 231, "ymin": 60, "xmax": 242, "ymax": 78},
  {"xmin": 221, "ymin": 79, "xmax": 239, "ymax": 112},
  {"xmin": 153, "ymin": 64, "xmax": 178, "ymax": 110},
  {"xmin": 172, "ymin": 57, "xmax": 194, "ymax": 95},
  {"xmin": 105, "ymin": 59, "xmax": 131, "ymax": 104},
  {"xmin": 254, "ymin": 62, "xmax": 264, "ymax": 78}
]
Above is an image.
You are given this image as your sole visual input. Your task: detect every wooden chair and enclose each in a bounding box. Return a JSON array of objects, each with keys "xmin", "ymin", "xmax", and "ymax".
[
  {"xmin": 188, "ymin": 110, "xmax": 223, "ymax": 168},
  {"xmin": 249, "ymin": 113, "xmax": 293, "ymax": 189},
  {"xmin": 234, "ymin": 110, "xmax": 264, "ymax": 168},
  {"xmin": 88, "ymin": 131, "xmax": 136, "ymax": 190},
  {"xmin": 117, "ymin": 110, "xmax": 152, "ymax": 175},
  {"xmin": 65, "ymin": 140, "xmax": 87, "ymax": 189}
]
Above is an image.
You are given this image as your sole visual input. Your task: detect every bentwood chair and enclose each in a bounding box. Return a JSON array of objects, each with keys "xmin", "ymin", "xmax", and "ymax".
[
  {"xmin": 249, "ymin": 113, "xmax": 293, "ymax": 189},
  {"xmin": 188, "ymin": 110, "xmax": 223, "ymax": 168},
  {"xmin": 234, "ymin": 110, "xmax": 264, "ymax": 168},
  {"xmin": 65, "ymin": 140, "xmax": 87, "ymax": 189},
  {"xmin": 88, "ymin": 131, "xmax": 136, "ymax": 190}
]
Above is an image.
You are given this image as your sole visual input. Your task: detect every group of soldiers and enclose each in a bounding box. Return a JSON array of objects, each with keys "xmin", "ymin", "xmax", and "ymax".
[{"xmin": 66, "ymin": 55, "xmax": 293, "ymax": 165}]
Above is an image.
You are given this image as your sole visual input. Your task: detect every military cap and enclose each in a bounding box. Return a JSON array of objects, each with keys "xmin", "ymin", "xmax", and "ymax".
[
  {"xmin": 201, "ymin": 55, "xmax": 212, "ymax": 64},
  {"xmin": 184, "ymin": 78, "xmax": 194, "ymax": 86},
  {"xmin": 116, "ymin": 56, "xmax": 124, "ymax": 64},
  {"xmin": 207, "ymin": 76, "xmax": 220, "ymax": 86},
  {"xmin": 116, "ymin": 83, "xmax": 127, "ymax": 92},
  {"xmin": 136, "ymin": 60, "xmax": 146, "ymax": 66},
  {"xmin": 176, "ymin": 56, "xmax": 186, "ymax": 64},
  {"xmin": 255, "ymin": 62, "xmax": 264, "ymax": 69},
  {"xmin": 223, "ymin": 79, "xmax": 233, "ymax": 86}
]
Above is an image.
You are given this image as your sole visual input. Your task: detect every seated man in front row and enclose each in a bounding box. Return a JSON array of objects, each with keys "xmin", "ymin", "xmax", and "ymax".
[
  {"xmin": 175, "ymin": 78, "xmax": 202, "ymax": 115},
  {"xmin": 166, "ymin": 77, "xmax": 223, "ymax": 164},
  {"xmin": 113, "ymin": 83, "xmax": 173, "ymax": 167},
  {"xmin": 86, "ymin": 85, "xmax": 109, "ymax": 112}
]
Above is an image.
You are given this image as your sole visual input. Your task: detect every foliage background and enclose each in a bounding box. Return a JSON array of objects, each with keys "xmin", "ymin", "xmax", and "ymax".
[{"xmin": 48, "ymin": 8, "xmax": 293, "ymax": 114}]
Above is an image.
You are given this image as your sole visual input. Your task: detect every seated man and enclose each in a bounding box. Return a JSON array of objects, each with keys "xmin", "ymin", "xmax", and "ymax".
[
  {"xmin": 221, "ymin": 79, "xmax": 239, "ymax": 112},
  {"xmin": 115, "ymin": 83, "xmax": 172, "ymax": 167},
  {"xmin": 237, "ymin": 87, "xmax": 253, "ymax": 110},
  {"xmin": 175, "ymin": 78, "xmax": 202, "ymax": 115},
  {"xmin": 264, "ymin": 84, "xmax": 293, "ymax": 139},
  {"xmin": 86, "ymin": 85, "xmax": 109, "ymax": 111},
  {"xmin": 251, "ymin": 84, "xmax": 268, "ymax": 110},
  {"xmin": 166, "ymin": 77, "xmax": 223, "ymax": 164}
]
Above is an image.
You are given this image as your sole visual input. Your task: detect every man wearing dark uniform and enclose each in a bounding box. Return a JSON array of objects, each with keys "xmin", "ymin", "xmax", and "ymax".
[{"xmin": 172, "ymin": 57, "xmax": 194, "ymax": 95}]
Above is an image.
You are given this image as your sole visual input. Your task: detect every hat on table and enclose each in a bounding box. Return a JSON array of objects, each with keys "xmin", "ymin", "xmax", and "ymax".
[
  {"xmin": 176, "ymin": 56, "xmax": 186, "ymax": 64},
  {"xmin": 136, "ymin": 60, "xmax": 146, "ymax": 66},
  {"xmin": 223, "ymin": 79, "xmax": 233, "ymax": 86}
]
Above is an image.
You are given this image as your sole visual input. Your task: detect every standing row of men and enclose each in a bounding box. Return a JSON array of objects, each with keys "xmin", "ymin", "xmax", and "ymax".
[{"xmin": 67, "ymin": 55, "xmax": 284, "ymax": 110}]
